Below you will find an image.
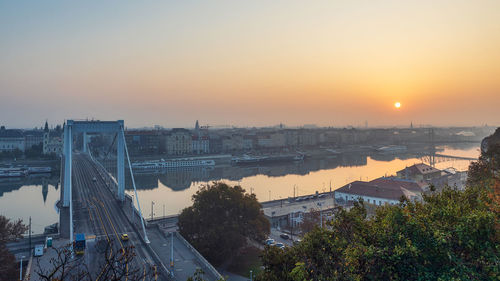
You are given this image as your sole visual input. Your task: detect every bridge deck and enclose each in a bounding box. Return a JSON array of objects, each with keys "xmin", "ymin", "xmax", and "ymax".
[{"xmin": 68, "ymin": 153, "xmax": 221, "ymax": 281}]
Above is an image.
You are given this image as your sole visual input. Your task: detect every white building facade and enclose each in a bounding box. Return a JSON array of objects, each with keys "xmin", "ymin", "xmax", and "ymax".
[{"xmin": 0, "ymin": 128, "xmax": 25, "ymax": 152}]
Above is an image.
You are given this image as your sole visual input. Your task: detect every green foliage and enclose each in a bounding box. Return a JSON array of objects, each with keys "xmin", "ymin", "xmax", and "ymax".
[
  {"xmin": 178, "ymin": 182, "xmax": 270, "ymax": 265},
  {"xmin": 258, "ymin": 133, "xmax": 500, "ymax": 281},
  {"xmin": 187, "ymin": 269, "xmax": 226, "ymax": 281},
  {"xmin": 24, "ymin": 143, "xmax": 43, "ymax": 158},
  {"xmin": 259, "ymin": 186, "xmax": 499, "ymax": 280},
  {"xmin": 300, "ymin": 208, "xmax": 321, "ymax": 234},
  {"xmin": 258, "ymin": 130, "xmax": 500, "ymax": 281},
  {"xmin": 226, "ymin": 246, "xmax": 262, "ymax": 277}
]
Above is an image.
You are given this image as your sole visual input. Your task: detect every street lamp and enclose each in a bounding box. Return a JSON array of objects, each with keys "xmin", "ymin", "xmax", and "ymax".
[
  {"xmin": 271, "ymin": 211, "xmax": 276, "ymax": 228},
  {"xmin": 131, "ymin": 194, "xmax": 134, "ymax": 220},
  {"xmin": 317, "ymin": 202, "xmax": 323, "ymax": 227},
  {"xmin": 20, "ymin": 255, "xmax": 25, "ymax": 280},
  {"xmin": 151, "ymin": 201, "xmax": 155, "ymax": 221}
]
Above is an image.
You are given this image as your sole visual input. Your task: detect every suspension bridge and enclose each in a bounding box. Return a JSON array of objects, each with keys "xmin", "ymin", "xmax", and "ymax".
[{"xmin": 57, "ymin": 120, "xmax": 222, "ymax": 281}]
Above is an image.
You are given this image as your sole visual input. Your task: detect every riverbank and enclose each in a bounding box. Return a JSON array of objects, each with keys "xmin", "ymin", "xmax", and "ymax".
[{"xmin": 0, "ymin": 158, "xmax": 60, "ymax": 172}]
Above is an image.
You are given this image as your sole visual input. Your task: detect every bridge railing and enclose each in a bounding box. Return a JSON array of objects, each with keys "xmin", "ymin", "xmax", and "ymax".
[{"xmin": 173, "ymin": 232, "xmax": 223, "ymax": 281}]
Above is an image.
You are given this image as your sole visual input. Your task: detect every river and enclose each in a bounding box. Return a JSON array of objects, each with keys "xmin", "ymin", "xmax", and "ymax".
[{"xmin": 0, "ymin": 143, "xmax": 480, "ymax": 233}]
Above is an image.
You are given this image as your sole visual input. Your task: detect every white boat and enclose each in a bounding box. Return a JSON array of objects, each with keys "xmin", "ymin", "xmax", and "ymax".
[
  {"xmin": 376, "ymin": 145, "xmax": 407, "ymax": 154},
  {"xmin": 232, "ymin": 154, "xmax": 304, "ymax": 165},
  {"xmin": 0, "ymin": 168, "xmax": 26, "ymax": 178},
  {"xmin": 28, "ymin": 167, "xmax": 52, "ymax": 174},
  {"xmin": 132, "ymin": 158, "xmax": 215, "ymax": 170}
]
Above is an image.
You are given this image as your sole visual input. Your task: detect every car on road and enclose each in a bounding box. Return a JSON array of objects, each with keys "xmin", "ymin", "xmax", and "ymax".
[
  {"xmin": 265, "ymin": 238, "xmax": 275, "ymax": 245},
  {"xmin": 274, "ymin": 243, "xmax": 285, "ymax": 249},
  {"xmin": 92, "ymin": 177, "xmax": 97, "ymax": 182},
  {"xmin": 318, "ymin": 194, "xmax": 327, "ymax": 198},
  {"xmin": 121, "ymin": 233, "xmax": 129, "ymax": 241},
  {"xmin": 280, "ymin": 233, "xmax": 290, "ymax": 240}
]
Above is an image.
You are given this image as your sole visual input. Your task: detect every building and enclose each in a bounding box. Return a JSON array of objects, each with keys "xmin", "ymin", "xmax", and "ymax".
[
  {"xmin": 261, "ymin": 195, "xmax": 336, "ymax": 229},
  {"xmin": 166, "ymin": 128, "xmax": 192, "ymax": 155},
  {"xmin": 24, "ymin": 130, "xmax": 44, "ymax": 150},
  {"xmin": 335, "ymin": 177, "xmax": 425, "ymax": 206},
  {"xmin": 222, "ymin": 134, "xmax": 244, "ymax": 152},
  {"xmin": 257, "ymin": 132, "xmax": 286, "ymax": 149},
  {"xmin": 191, "ymin": 121, "xmax": 209, "ymax": 154},
  {"xmin": 43, "ymin": 122, "xmax": 63, "ymax": 155},
  {"xmin": 396, "ymin": 163, "xmax": 441, "ymax": 182},
  {"xmin": 429, "ymin": 167, "xmax": 468, "ymax": 191},
  {"xmin": 0, "ymin": 126, "xmax": 25, "ymax": 152},
  {"xmin": 125, "ymin": 130, "xmax": 162, "ymax": 155},
  {"xmin": 298, "ymin": 130, "xmax": 318, "ymax": 146},
  {"xmin": 208, "ymin": 135, "xmax": 223, "ymax": 154}
]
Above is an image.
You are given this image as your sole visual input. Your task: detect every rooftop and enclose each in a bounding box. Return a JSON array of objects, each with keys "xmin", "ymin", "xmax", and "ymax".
[
  {"xmin": 336, "ymin": 177, "xmax": 424, "ymax": 201},
  {"xmin": 397, "ymin": 163, "xmax": 441, "ymax": 176},
  {"xmin": 0, "ymin": 129, "xmax": 24, "ymax": 138}
]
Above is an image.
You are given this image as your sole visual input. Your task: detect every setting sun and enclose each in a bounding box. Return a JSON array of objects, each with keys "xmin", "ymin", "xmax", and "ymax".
[{"xmin": 394, "ymin": 102, "xmax": 401, "ymax": 109}]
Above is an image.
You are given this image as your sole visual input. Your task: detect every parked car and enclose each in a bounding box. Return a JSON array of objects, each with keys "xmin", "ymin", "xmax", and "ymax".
[
  {"xmin": 265, "ymin": 238, "xmax": 275, "ymax": 245},
  {"xmin": 280, "ymin": 233, "xmax": 290, "ymax": 240},
  {"xmin": 274, "ymin": 243, "xmax": 285, "ymax": 249},
  {"xmin": 318, "ymin": 194, "xmax": 327, "ymax": 198},
  {"xmin": 92, "ymin": 177, "xmax": 97, "ymax": 182}
]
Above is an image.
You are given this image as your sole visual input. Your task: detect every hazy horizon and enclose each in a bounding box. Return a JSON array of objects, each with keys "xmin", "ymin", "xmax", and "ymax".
[{"xmin": 1, "ymin": 1, "xmax": 499, "ymax": 128}]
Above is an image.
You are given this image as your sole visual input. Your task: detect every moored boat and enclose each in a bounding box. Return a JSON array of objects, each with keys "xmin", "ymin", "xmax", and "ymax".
[{"xmin": 132, "ymin": 158, "xmax": 215, "ymax": 170}]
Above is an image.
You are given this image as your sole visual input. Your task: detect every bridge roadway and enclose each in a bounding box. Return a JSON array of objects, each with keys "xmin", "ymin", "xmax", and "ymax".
[
  {"xmin": 73, "ymin": 153, "xmax": 164, "ymax": 280},
  {"xmin": 72, "ymin": 153, "xmax": 221, "ymax": 281}
]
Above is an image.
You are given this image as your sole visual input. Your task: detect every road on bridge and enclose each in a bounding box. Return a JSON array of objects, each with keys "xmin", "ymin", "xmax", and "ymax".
[
  {"xmin": 73, "ymin": 153, "xmax": 166, "ymax": 280},
  {"xmin": 72, "ymin": 153, "xmax": 221, "ymax": 281}
]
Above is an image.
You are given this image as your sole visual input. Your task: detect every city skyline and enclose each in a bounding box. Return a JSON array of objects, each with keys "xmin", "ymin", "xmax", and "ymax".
[{"xmin": 1, "ymin": 1, "xmax": 499, "ymax": 128}]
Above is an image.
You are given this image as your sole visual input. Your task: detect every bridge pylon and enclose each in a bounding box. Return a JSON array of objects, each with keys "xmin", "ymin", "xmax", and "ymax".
[{"xmin": 63, "ymin": 120, "xmax": 126, "ymax": 207}]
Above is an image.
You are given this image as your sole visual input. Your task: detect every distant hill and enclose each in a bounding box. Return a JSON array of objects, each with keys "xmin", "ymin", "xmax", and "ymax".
[{"xmin": 481, "ymin": 127, "xmax": 500, "ymax": 154}]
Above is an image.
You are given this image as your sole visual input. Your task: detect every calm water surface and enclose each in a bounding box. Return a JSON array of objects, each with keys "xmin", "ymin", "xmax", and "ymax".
[
  {"xmin": 126, "ymin": 144, "xmax": 480, "ymax": 218},
  {"xmin": 0, "ymin": 144, "xmax": 480, "ymax": 233},
  {"xmin": 0, "ymin": 176, "xmax": 60, "ymax": 234}
]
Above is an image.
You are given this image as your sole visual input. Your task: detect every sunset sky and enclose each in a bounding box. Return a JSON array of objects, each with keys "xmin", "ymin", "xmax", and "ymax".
[{"xmin": 1, "ymin": 1, "xmax": 499, "ymax": 128}]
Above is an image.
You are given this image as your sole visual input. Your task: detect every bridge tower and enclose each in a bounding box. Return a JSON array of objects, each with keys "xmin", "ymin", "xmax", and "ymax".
[
  {"xmin": 428, "ymin": 128, "xmax": 436, "ymax": 167},
  {"xmin": 63, "ymin": 120, "xmax": 126, "ymax": 207},
  {"xmin": 62, "ymin": 120, "xmax": 149, "ymax": 244}
]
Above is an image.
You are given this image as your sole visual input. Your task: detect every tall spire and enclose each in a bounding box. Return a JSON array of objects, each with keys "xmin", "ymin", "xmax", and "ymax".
[
  {"xmin": 44, "ymin": 120, "xmax": 49, "ymax": 132},
  {"xmin": 195, "ymin": 120, "xmax": 200, "ymax": 137}
]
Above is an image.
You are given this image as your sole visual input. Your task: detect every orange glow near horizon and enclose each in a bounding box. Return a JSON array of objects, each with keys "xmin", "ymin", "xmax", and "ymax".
[{"xmin": 0, "ymin": 1, "xmax": 499, "ymax": 128}]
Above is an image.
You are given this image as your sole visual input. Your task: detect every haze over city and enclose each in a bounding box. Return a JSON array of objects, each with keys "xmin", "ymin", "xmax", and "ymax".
[
  {"xmin": 1, "ymin": 0, "xmax": 500, "ymax": 128},
  {"xmin": 2, "ymin": 1, "xmax": 500, "ymax": 280}
]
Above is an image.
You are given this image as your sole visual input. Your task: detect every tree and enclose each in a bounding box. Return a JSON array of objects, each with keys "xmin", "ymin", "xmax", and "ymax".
[
  {"xmin": 299, "ymin": 208, "xmax": 321, "ymax": 234},
  {"xmin": 186, "ymin": 269, "xmax": 226, "ymax": 281},
  {"xmin": 35, "ymin": 239, "xmax": 157, "ymax": 281},
  {"xmin": 257, "ymin": 133, "xmax": 500, "ymax": 281},
  {"xmin": 259, "ymin": 186, "xmax": 499, "ymax": 280},
  {"xmin": 0, "ymin": 216, "xmax": 27, "ymax": 281},
  {"xmin": 178, "ymin": 182, "xmax": 270, "ymax": 265},
  {"xmin": 25, "ymin": 143, "xmax": 43, "ymax": 158}
]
